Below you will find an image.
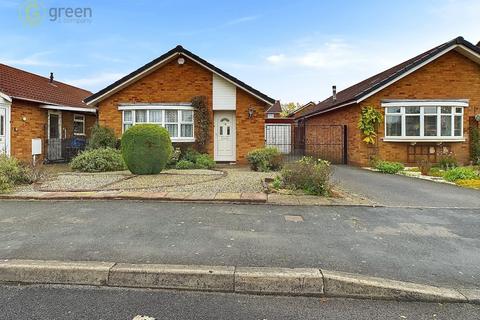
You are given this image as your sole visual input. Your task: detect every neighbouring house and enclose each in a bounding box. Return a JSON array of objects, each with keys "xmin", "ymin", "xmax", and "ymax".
[
  {"xmin": 291, "ymin": 101, "xmax": 316, "ymax": 119},
  {"xmin": 84, "ymin": 45, "xmax": 275, "ymax": 163},
  {"xmin": 0, "ymin": 64, "xmax": 97, "ymax": 163},
  {"xmin": 297, "ymin": 37, "xmax": 480, "ymax": 166}
]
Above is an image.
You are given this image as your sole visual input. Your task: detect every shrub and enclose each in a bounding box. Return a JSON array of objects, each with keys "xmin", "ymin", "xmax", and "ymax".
[
  {"xmin": 280, "ymin": 157, "xmax": 331, "ymax": 196},
  {"xmin": 0, "ymin": 155, "xmax": 33, "ymax": 193},
  {"xmin": 121, "ymin": 124, "xmax": 173, "ymax": 175},
  {"xmin": 438, "ymin": 153, "xmax": 458, "ymax": 170},
  {"xmin": 428, "ymin": 167, "xmax": 444, "ymax": 177},
  {"xmin": 246, "ymin": 147, "xmax": 283, "ymax": 172},
  {"xmin": 87, "ymin": 124, "xmax": 117, "ymax": 150},
  {"xmin": 195, "ymin": 154, "xmax": 215, "ymax": 169},
  {"xmin": 456, "ymin": 179, "xmax": 480, "ymax": 189},
  {"xmin": 175, "ymin": 160, "xmax": 196, "ymax": 170},
  {"xmin": 374, "ymin": 160, "xmax": 404, "ymax": 174},
  {"xmin": 417, "ymin": 158, "xmax": 432, "ymax": 175},
  {"xmin": 443, "ymin": 167, "xmax": 479, "ymax": 182},
  {"xmin": 167, "ymin": 148, "xmax": 182, "ymax": 167},
  {"xmin": 71, "ymin": 148, "xmax": 126, "ymax": 172},
  {"xmin": 182, "ymin": 148, "xmax": 201, "ymax": 163},
  {"xmin": 470, "ymin": 126, "xmax": 480, "ymax": 165}
]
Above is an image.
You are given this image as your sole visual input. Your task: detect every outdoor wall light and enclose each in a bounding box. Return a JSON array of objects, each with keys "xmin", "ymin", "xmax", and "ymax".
[
  {"xmin": 177, "ymin": 57, "xmax": 185, "ymax": 65},
  {"xmin": 248, "ymin": 107, "xmax": 255, "ymax": 119}
]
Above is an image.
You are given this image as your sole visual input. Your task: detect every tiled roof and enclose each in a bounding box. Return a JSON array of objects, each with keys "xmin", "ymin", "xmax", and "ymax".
[
  {"xmin": 302, "ymin": 36, "xmax": 480, "ymax": 118},
  {"xmin": 266, "ymin": 100, "xmax": 282, "ymax": 113},
  {"xmin": 0, "ymin": 64, "xmax": 92, "ymax": 108}
]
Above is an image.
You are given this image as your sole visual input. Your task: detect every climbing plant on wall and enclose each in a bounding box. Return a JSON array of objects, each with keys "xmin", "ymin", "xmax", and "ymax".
[
  {"xmin": 192, "ymin": 96, "xmax": 210, "ymax": 153},
  {"xmin": 358, "ymin": 106, "xmax": 382, "ymax": 145}
]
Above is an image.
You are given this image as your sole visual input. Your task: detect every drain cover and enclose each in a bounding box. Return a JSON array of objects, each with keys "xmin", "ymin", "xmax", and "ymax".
[{"xmin": 284, "ymin": 215, "xmax": 304, "ymax": 222}]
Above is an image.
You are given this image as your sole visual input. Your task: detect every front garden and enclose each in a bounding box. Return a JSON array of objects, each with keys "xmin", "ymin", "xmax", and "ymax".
[{"xmin": 368, "ymin": 158, "xmax": 480, "ymax": 189}]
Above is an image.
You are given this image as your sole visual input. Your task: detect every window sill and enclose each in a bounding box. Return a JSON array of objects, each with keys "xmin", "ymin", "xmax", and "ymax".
[
  {"xmin": 171, "ymin": 138, "xmax": 195, "ymax": 143},
  {"xmin": 383, "ymin": 138, "xmax": 465, "ymax": 143},
  {"xmin": 73, "ymin": 133, "xmax": 86, "ymax": 136}
]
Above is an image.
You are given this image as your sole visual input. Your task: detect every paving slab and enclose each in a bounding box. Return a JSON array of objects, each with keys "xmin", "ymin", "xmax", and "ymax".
[
  {"xmin": 214, "ymin": 192, "xmax": 242, "ymax": 200},
  {"xmin": 240, "ymin": 192, "xmax": 267, "ymax": 202},
  {"xmin": 185, "ymin": 192, "xmax": 217, "ymax": 201},
  {"xmin": 267, "ymin": 194, "xmax": 301, "ymax": 205}
]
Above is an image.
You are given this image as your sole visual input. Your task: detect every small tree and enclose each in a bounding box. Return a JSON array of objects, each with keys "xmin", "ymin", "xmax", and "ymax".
[
  {"xmin": 470, "ymin": 126, "xmax": 480, "ymax": 164},
  {"xmin": 280, "ymin": 102, "xmax": 300, "ymax": 117},
  {"xmin": 358, "ymin": 106, "xmax": 382, "ymax": 144},
  {"xmin": 192, "ymin": 96, "xmax": 210, "ymax": 153}
]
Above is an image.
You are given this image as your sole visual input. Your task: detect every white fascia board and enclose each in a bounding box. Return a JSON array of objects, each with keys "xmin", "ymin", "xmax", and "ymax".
[
  {"xmin": 381, "ymin": 100, "xmax": 469, "ymax": 107},
  {"xmin": 118, "ymin": 105, "xmax": 193, "ymax": 111},
  {"xmin": 87, "ymin": 52, "xmax": 274, "ymax": 107},
  {"xmin": 357, "ymin": 44, "xmax": 480, "ymax": 104},
  {"xmin": 0, "ymin": 91, "xmax": 12, "ymax": 102},
  {"xmin": 40, "ymin": 104, "xmax": 97, "ymax": 113}
]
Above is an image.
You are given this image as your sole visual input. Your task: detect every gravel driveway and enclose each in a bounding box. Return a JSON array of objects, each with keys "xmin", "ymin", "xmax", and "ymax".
[{"xmin": 23, "ymin": 167, "xmax": 274, "ymax": 193}]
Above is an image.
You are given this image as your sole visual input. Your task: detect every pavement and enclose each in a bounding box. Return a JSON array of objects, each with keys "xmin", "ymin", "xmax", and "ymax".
[
  {"xmin": 1, "ymin": 284, "xmax": 479, "ymax": 320},
  {"xmin": 0, "ymin": 201, "xmax": 478, "ymax": 290},
  {"xmin": 332, "ymin": 165, "xmax": 480, "ymax": 208}
]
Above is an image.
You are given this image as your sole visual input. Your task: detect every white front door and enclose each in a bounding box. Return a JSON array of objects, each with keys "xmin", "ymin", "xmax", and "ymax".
[
  {"xmin": 214, "ymin": 111, "xmax": 236, "ymax": 161},
  {"xmin": 0, "ymin": 107, "xmax": 6, "ymax": 155}
]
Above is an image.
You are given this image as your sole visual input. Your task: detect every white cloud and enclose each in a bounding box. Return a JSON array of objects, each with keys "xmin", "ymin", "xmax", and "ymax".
[
  {"xmin": 225, "ymin": 15, "xmax": 260, "ymax": 26},
  {"xmin": 0, "ymin": 51, "xmax": 84, "ymax": 67},
  {"xmin": 265, "ymin": 39, "xmax": 367, "ymax": 70},
  {"xmin": 266, "ymin": 54, "xmax": 286, "ymax": 64},
  {"xmin": 64, "ymin": 72, "xmax": 125, "ymax": 91}
]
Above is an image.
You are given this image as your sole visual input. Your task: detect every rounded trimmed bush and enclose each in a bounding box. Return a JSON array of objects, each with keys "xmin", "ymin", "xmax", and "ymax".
[{"xmin": 121, "ymin": 124, "xmax": 173, "ymax": 175}]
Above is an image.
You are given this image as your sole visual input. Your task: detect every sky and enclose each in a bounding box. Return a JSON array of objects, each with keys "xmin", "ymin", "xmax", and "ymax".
[{"xmin": 1, "ymin": 0, "xmax": 479, "ymax": 104}]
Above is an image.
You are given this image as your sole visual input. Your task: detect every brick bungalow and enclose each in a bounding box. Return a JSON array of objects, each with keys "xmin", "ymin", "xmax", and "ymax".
[
  {"xmin": 298, "ymin": 37, "xmax": 480, "ymax": 166},
  {"xmin": 84, "ymin": 45, "xmax": 275, "ymax": 163},
  {"xmin": 0, "ymin": 64, "xmax": 97, "ymax": 163}
]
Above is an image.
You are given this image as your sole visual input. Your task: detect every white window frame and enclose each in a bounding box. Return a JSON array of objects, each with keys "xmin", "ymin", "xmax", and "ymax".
[
  {"xmin": 382, "ymin": 100, "xmax": 466, "ymax": 142},
  {"xmin": 118, "ymin": 105, "xmax": 195, "ymax": 142},
  {"xmin": 73, "ymin": 114, "xmax": 86, "ymax": 136}
]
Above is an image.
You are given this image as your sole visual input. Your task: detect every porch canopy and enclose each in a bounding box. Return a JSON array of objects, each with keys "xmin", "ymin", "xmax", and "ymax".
[{"xmin": 40, "ymin": 104, "xmax": 97, "ymax": 114}]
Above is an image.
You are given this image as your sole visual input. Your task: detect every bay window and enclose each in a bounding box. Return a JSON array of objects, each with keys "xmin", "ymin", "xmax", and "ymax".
[
  {"xmin": 383, "ymin": 101, "xmax": 466, "ymax": 141},
  {"xmin": 119, "ymin": 105, "xmax": 195, "ymax": 142}
]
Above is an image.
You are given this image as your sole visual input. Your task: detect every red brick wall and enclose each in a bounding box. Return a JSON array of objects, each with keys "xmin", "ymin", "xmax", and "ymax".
[
  {"xmin": 236, "ymin": 89, "xmax": 266, "ymax": 163},
  {"xmin": 10, "ymin": 99, "xmax": 46, "ymax": 162},
  {"xmin": 305, "ymin": 50, "xmax": 480, "ymax": 166},
  {"xmin": 97, "ymin": 56, "xmax": 268, "ymax": 163},
  {"xmin": 10, "ymin": 99, "xmax": 96, "ymax": 163}
]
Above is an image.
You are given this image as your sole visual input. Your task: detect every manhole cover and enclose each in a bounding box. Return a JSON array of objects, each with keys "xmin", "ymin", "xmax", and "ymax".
[{"xmin": 284, "ymin": 215, "xmax": 304, "ymax": 222}]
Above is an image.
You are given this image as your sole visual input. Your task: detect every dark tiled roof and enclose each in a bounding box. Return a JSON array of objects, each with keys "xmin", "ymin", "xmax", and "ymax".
[
  {"xmin": 302, "ymin": 36, "xmax": 480, "ymax": 118},
  {"xmin": 0, "ymin": 64, "xmax": 92, "ymax": 108},
  {"xmin": 85, "ymin": 45, "xmax": 275, "ymax": 105},
  {"xmin": 266, "ymin": 100, "xmax": 282, "ymax": 113}
]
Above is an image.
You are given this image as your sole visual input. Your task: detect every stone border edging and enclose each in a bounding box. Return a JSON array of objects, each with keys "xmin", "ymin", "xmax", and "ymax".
[{"xmin": 0, "ymin": 259, "xmax": 477, "ymax": 304}]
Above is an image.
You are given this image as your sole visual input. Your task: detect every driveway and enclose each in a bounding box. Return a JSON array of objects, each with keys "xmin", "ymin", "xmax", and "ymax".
[{"xmin": 332, "ymin": 165, "xmax": 480, "ymax": 208}]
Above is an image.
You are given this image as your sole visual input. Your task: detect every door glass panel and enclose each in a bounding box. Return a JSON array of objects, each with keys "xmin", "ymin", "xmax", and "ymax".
[
  {"xmin": 49, "ymin": 114, "xmax": 59, "ymax": 139},
  {"xmin": 0, "ymin": 114, "xmax": 4, "ymax": 136}
]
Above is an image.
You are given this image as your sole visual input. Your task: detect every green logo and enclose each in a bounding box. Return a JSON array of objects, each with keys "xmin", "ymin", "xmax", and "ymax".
[{"xmin": 18, "ymin": 0, "xmax": 44, "ymax": 27}]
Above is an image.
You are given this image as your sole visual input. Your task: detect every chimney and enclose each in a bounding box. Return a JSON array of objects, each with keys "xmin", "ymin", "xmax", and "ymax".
[
  {"xmin": 332, "ymin": 85, "xmax": 337, "ymax": 101},
  {"xmin": 49, "ymin": 72, "xmax": 54, "ymax": 83}
]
